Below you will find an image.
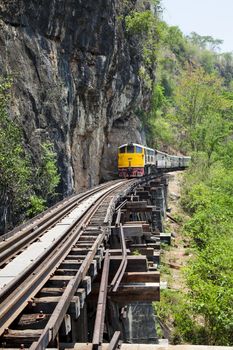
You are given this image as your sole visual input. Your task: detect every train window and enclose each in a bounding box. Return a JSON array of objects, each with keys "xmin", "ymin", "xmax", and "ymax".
[
  {"xmin": 148, "ymin": 150, "xmax": 154, "ymax": 156},
  {"xmin": 136, "ymin": 146, "xmax": 142, "ymax": 153},
  {"xmin": 127, "ymin": 145, "xmax": 135, "ymax": 153},
  {"xmin": 119, "ymin": 147, "xmax": 126, "ymax": 153}
]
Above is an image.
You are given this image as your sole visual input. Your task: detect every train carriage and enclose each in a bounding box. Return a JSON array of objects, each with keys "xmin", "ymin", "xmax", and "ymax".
[
  {"xmin": 155, "ymin": 150, "xmax": 171, "ymax": 168},
  {"xmin": 183, "ymin": 156, "xmax": 191, "ymax": 167}
]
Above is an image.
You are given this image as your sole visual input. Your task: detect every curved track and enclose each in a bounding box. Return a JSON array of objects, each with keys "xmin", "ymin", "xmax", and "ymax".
[
  {"xmin": 0, "ymin": 181, "xmax": 120, "ymax": 268},
  {"xmin": 0, "ymin": 179, "xmax": 139, "ymax": 349}
]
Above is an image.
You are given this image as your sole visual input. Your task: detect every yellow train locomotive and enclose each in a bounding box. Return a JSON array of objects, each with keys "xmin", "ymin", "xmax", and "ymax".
[{"xmin": 118, "ymin": 143, "xmax": 155, "ymax": 177}]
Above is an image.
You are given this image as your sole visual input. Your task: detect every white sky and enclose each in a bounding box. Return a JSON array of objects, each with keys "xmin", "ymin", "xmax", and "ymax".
[{"xmin": 162, "ymin": 0, "xmax": 233, "ymax": 53}]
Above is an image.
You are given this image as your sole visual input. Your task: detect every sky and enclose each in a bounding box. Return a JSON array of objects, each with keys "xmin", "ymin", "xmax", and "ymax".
[{"xmin": 162, "ymin": 0, "xmax": 233, "ymax": 53}]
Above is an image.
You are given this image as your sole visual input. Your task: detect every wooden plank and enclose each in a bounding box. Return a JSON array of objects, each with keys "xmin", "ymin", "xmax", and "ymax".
[
  {"xmin": 126, "ymin": 206, "xmax": 154, "ymax": 212},
  {"xmin": 28, "ymin": 296, "xmax": 80, "ymax": 315},
  {"xmin": 66, "ymin": 255, "xmax": 101, "ymax": 263},
  {"xmin": 112, "ymin": 225, "xmax": 144, "ymax": 237},
  {"xmin": 55, "ymin": 268, "xmax": 79, "ymax": 276},
  {"xmin": 46, "ymin": 275, "xmax": 72, "ymax": 288},
  {"xmin": 69, "ymin": 247, "xmax": 103, "ymax": 256},
  {"xmin": 130, "ymin": 247, "xmax": 154, "ymax": 257},
  {"xmin": 124, "ymin": 221, "xmax": 147, "ymax": 225},
  {"xmin": 39, "ymin": 287, "xmax": 64, "ymax": 297},
  {"xmin": 79, "ymin": 236, "xmax": 97, "ymax": 241},
  {"xmin": 109, "ymin": 283, "xmax": 160, "ymax": 302},
  {"xmin": 17, "ymin": 314, "xmax": 50, "ymax": 329},
  {"xmin": 125, "ymin": 201, "xmax": 148, "ymax": 209},
  {"xmin": 59, "ymin": 260, "xmax": 97, "ymax": 276},
  {"xmin": 122, "ymin": 272, "xmax": 160, "ymax": 283},
  {"xmin": 2, "ymin": 329, "xmax": 42, "ymax": 345},
  {"xmin": 89, "ymin": 283, "xmax": 160, "ymax": 302},
  {"xmin": 40, "ymin": 286, "xmax": 88, "ymax": 304},
  {"xmin": 110, "ymin": 256, "xmax": 148, "ymax": 273},
  {"xmin": 109, "ymin": 249, "xmax": 130, "ymax": 255},
  {"xmin": 136, "ymin": 191, "xmax": 151, "ymax": 200},
  {"xmin": 73, "ymin": 243, "xmax": 93, "ymax": 248}
]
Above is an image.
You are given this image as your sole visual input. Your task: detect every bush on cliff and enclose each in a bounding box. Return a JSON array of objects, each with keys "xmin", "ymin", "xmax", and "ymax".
[{"xmin": 0, "ymin": 77, "xmax": 60, "ymax": 231}]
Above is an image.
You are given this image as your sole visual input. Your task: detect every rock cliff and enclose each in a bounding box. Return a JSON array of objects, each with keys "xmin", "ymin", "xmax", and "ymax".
[{"xmin": 0, "ymin": 0, "xmax": 151, "ymax": 195}]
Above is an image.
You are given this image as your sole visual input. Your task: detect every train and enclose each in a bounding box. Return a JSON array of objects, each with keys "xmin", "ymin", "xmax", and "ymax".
[{"xmin": 118, "ymin": 143, "xmax": 191, "ymax": 178}]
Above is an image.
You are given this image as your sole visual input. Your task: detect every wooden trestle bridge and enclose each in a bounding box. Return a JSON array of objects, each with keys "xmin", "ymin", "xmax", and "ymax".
[{"xmin": 0, "ymin": 176, "xmax": 232, "ymax": 350}]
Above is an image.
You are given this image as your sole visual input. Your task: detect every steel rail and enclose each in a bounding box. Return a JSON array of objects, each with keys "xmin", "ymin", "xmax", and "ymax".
[
  {"xmin": 115, "ymin": 199, "xmax": 127, "ymax": 212},
  {"xmin": 0, "ymin": 181, "xmax": 123, "ymax": 303},
  {"xmin": 0, "ymin": 181, "xmax": 119, "ymax": 244},
  {"xmin": 29, "ymin": 181, "xmax": 133, "ymax": 350},
  {"xmin": 110, "ymin": 224, "xmax": 127, "ymax": 292},
  {"xmin": 115, "ymin": 209, "xmax": 122, "ymax": 227},
  {"xmin": 92, "ymin": 249, "xmax": 110, "ymax": 350},
  {"xmin": 0, "ymin": 181, "xmax": 120, "ymax": 267},
  {"xmin": 107, "ymin": 331, "xmax": 121, "ymax": 350},
  {"xmin": 0, "ymin": 181, "xmax": 129, "ymax": 338}
]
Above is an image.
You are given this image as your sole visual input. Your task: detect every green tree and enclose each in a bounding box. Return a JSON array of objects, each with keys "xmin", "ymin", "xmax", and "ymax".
[
  {"xmin": 0, "ymin": 77, "xmax": 61, "ymax": 230},
  {"xmin": 174, "ymin": 67, "xmax": 233, "ymax": 156},
  {"xmin": 125, "ymin": 8, "xmax": 165, "ymax": 88},
  {"xmin": 0, "ymin": 77, "xmax": 31, "ymax": 231},
  {"xmin": 33, "ymin": 142, "xmax": 60, "ymax": 204},
  {"xmin": 187, "ymin": 32, "xmax": 223, "ymax": 52},
  {"xmin": 185, "ymin": 235, "xmax": 233, "ymax": 345}
]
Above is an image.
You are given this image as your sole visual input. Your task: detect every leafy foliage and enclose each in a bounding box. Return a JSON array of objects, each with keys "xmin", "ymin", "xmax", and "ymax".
[
  {"xmin": 27, "ymin": 195, "xmax": 46, "ymax": 217},
  {"xmin": 0, "ymin": 77, "xmax": 61, "ymax": 231},
  {"xmin": 187, "ymin": 32, "xmax": 223, "ymax": 52},
  {"xmin": 185, "ymin": 236, "xmax": 233, "ymax": 345},
  {"xmin": 174, "ymin": 67, "xmax": 233, "ymax": 156},
  {"xmin": 159, "ymin": 67, "xmax": 233, "ymax": 344},
  {"xmin": 125, "ymin": 5, "xmax": 164, "ymax": 88},
  {"xmin": 0, "ymin": 77, "xmax": 31, "ymax": 231},
  {"xmin": 144, "ymin": 14, "xmax": 233, "ymax": 346},
  {"xmin": 34, "ymin": 143, "xmax": 60, "ymax": 202}
]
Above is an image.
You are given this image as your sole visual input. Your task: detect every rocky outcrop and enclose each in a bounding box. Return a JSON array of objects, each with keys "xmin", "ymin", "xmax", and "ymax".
[{"xmin": 0, "ymin": 0, "xmax": 151, "ymax": 195}]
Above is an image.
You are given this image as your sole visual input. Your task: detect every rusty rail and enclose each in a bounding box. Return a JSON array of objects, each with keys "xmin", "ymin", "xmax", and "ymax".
[
  {"xmin": 0, "ymin": 181, "xmax": 120, "ymax": 267},
  {"xmin": 115, "ymin": 209, "xmax": 122, "ymax": 227},
  {"xmin": 110, "ymin": 224, "xmax": 127, "ymax": 292},
  {"xmin": 92, "ymin": 249, "xmax": 110, "ymax": 350},
  {"xmin": 108, "ymin": 331, "xmax": 121, "ymax": 350},
  {"xmin": 0, "ymin": 181, "xmax": 135, "ymax": 343},
  {"xmin": 25, "ymin": 181, "xmax": 135, "ymax": 350},
  {"xmin": 0, "ymin": 175, "xmax": 157, "ymax": 349}
]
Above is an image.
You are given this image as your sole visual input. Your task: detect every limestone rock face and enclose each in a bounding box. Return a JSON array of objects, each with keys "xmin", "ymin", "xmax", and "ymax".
[{"xmin": 0, "ymin": 0, "xmax": 151, "ymax": 194}]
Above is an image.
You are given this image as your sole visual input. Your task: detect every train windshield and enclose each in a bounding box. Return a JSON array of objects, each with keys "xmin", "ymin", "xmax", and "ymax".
[
  {"xmin": 119, "ymin": 146, "xmax": 126, "ymax": 153},
  {"xmin": 127, "ymin": 145, "xmax": 135, "ymax": 153},
  {"xmin": 136, "ymin": 146, "xmax": 142, "ymax": 153}
]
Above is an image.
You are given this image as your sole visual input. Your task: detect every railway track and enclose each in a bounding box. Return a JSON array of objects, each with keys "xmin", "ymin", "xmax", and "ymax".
[
  {"xmin": 0, "ymin": 181, "xmax": 121, "ymax": 268},
  {"xmin": 0, "ymin": 179, "xmax": 139, "ymax": 349}
]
